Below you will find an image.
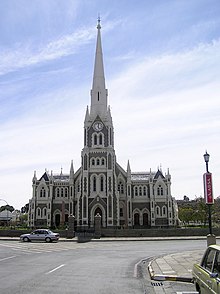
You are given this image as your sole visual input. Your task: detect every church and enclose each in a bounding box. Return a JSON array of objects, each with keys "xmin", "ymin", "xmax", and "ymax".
[{"xmin": 28, "ymin": 20, "xmax": 178, "ymax": 230}]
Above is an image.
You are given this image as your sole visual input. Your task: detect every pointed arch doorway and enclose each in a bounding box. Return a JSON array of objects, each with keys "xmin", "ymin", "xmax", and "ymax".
[{"xmin": 94, "ymin": 207, "xmax": 102, "ymax": 227}]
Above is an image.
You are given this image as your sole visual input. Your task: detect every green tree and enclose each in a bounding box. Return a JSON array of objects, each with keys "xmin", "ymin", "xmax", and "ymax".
[
  {"xmin": 0, "ymin": 205, "xmax": 14, "ymax": 212},
  {"xmin": 178, "ymin": 207, "xmax": 194, "ymax": 224}
]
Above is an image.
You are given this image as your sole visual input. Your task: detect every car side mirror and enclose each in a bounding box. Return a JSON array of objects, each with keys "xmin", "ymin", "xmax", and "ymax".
[{"xmin": 210, "ymin": 272, "xmax": 218, "ymax": 279}]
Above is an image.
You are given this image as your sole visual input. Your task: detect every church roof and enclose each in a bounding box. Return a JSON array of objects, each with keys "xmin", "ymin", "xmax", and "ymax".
[
  {"xmin": 39, "ymin": 172, "xmax": 50, "ymax": 182},
  {"xmin": 53, "ymin": 174, "xmax": 69, "ymax": 182},
  {"xmin": 154, "ymin": 170, "xmax": 165, "ymax": 179},
  {"xmin": 131, "ymin": 172, "xmax": 155, "ymax": 181}
]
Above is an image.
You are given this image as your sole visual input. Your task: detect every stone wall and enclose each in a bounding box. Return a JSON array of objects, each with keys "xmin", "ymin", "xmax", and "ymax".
[
  {"xmin": 1, "ymin": 227, "xmax": 220, "ymax": 238},
  {"xmin": 100, "ymin": 227, "xmax": 220, "ymax": 237}
]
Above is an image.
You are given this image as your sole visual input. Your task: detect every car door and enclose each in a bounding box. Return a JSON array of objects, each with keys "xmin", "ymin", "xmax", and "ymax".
[
  {"xmin": 200, "ymin": 248, "xmax": 218, "ymax": 294},
  {"xmin": 42, "ymin": 230, "xmax": 48, "ymax": 241},
  {"xmin": 212, "ymin": 251, "xmax": 220, "ymax": 294},
  {"xmin": 30, "ymin": 230, "xmax": 40, "ymax": 241},
  {"xmin": 37, "ymin": 230, "xmax": 47, "ymax": 241}
]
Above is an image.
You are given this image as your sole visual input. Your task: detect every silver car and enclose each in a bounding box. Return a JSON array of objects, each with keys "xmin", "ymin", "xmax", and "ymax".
[{"xmin": 20, "ymin": 229, "xmax": 59, "ymax": 242}]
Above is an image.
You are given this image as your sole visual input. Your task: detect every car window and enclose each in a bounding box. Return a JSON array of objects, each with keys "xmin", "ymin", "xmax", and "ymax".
[
  {"xmin": 213, "ymin": 251, "xmax": 220, "ymax": 275},
  {"xmin": 202, "ymin": 249, "xmax": 216, "ymax": 272}
]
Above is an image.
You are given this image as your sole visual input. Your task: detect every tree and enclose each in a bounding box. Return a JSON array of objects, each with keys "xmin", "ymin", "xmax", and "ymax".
[
  {"xmin": 0, "ymin": 205, "xmax": 14, "ymax": 212},
  {"xmin": 178, "ymin": 207, "xmax": 194, "ymax": 225},
  {"xmin": 21, "ymin": 203, "xmax": 29, "ymax": 213},
  {"xmin": 19, "ymin": 213, "xmax": 28, "ymax": 226}
]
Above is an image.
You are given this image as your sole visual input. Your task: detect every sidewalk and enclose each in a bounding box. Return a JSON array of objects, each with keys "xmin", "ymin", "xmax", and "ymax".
[{"xmin": 148, "ymin": 249, "xmax": 204, "ymax": 294}]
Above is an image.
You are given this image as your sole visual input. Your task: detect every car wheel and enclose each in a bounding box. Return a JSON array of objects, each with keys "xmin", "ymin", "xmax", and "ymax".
[
  {"xmin": 23, "ymin": 237, "xmax": 30, "ymax": 242},
  {"xmin": 45, "ymin": 237, "xmax": 51, "ymax": 243}
]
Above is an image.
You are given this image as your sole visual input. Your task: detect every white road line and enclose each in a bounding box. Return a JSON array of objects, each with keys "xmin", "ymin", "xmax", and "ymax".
[
  {"xmin": 0, "ymin": 255, "xmax": 16, "ymax": 262},
  {"xmin": 46, "ymin": 264, "xmax": 65, "ymax": 274}
]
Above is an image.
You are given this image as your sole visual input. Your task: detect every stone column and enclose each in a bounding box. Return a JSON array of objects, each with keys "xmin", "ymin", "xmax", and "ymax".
[
  {"xmin": 207, "ymin": 234, "xmax": 216, "ymax": 246},
  {"xmin": 67, "ymin": 215, "xmax": 75, "ymax": 239}
]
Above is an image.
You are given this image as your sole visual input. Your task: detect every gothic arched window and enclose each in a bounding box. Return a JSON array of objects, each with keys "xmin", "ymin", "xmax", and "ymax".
[
  {"xmin": 61, "ymin": 188, "xmax": 64, "ymax": 197},
  {"xmin": 100, "ymin": 176, "xmax": 104, "ymax": 192},
  {"xmin": 134, "ymin": 186, "xmax": 138, "ymax": 196},
  {"xmin": 157, "ymin": 185, "xmax": 164, "ymax": 196},
  {"xmin": 94, "ymin": 134, "xmax": 97, "ymax": 145},
  {"xmin": 56, "ymin": 188, "xmax": 60, "ymax": 197},
  {"xmin": 84, "ymin": 178, "xmax": 87, "ymax": 192},
  {"xmin": 139, "ymin": 187, "xmax": 142, "ymax": 196},
  {"xmin": 40, "ymin": 187, "xmax": 46, "ymax": 197},
  {"xmin": 93, "ymin": 177, "xmax": 96, "ymax": 192},
  {"xmin": 99, "ymin": 134, "xmax": 103, "ymax": 145},
  {"xmin": 118, "ymin": 181, "xmax": 124, "ymax": 194}
]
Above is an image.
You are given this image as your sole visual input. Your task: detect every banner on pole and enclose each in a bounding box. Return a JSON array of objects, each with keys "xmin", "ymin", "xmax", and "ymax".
[{"xmin": 203, "ymin": 173, "xmax": 214, "ymax": 204}]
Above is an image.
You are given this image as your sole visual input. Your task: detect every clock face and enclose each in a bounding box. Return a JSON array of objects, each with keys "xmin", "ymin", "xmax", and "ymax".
[{"xmin": 93, "ymin": 121, "xmax": 103, "ymax": 131}]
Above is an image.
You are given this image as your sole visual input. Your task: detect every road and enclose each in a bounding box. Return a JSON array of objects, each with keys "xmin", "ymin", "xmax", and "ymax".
[{"xmin": 0, "ymin": 239, "xmax": 205, "ymax": 294}]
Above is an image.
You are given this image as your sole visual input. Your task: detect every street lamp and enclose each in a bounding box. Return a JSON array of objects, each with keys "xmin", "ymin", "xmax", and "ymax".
[
  {"xmin": 203, "ymin": 151, "xmax": 216, "ymax": 246},
  {"xmin": 203, "ymin": 151, "xmax": 210, "ymax": 173},
  {"xmin": 203, "ymin": 151, "xmax": 212, "ymax": 235}
]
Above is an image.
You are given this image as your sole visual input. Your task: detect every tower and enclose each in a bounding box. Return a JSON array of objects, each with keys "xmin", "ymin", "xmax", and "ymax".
[{"xmin": 80, "ymin": 18, "xmax": 117, "ymax": 227}]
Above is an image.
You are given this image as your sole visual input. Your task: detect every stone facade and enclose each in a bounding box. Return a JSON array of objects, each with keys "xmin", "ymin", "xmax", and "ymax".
[{"xmin": 28, "ymin": 21, "xmax": 178, "ymax": 229}]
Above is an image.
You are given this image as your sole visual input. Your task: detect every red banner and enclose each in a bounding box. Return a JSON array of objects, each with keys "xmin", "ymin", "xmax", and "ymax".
[{"xmin": 203, "ymin": 173, "xmax": 214, "ymax": 204}]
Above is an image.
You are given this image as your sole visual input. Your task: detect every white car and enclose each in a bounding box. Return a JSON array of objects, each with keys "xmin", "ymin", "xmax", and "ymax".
[{"xmin": 20, "ymin": 229, "xmax": 59, "ymax": 242}]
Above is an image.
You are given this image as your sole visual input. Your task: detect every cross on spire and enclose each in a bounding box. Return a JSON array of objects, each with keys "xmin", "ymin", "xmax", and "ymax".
[{"xmin": 97, "ymin": 14, "xmax": 101, "ymax": 29}]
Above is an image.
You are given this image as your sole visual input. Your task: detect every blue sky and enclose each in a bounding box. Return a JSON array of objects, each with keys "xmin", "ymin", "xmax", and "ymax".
[{"xmin": 0, "ymin": 0, "xmax": 220, "ymax": 209}]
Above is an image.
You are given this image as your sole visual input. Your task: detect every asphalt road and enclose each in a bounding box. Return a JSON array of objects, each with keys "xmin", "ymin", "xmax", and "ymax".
[{"xmin": 0, "ymin": 239, "xmax": 206, "ymax": 294}]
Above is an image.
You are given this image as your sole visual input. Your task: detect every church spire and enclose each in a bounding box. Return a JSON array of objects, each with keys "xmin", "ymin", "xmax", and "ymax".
[{"xmin": 90, "ymin": 17, "xmax": 108, "ymax": 117}]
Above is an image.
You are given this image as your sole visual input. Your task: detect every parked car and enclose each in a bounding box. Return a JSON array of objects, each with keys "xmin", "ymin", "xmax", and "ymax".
[
  {"xmin": 20, "ymin": 229, "xmax": 59, "ymax": 242},
  {"xmin": 192, "ymin": 244, "xmax": 220, "ymax": 294}
]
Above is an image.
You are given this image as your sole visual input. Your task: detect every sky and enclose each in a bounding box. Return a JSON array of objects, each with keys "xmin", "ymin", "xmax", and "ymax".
[{"xmin": 0, "ymin": 0, "xmax": 220, "ymax": 210}]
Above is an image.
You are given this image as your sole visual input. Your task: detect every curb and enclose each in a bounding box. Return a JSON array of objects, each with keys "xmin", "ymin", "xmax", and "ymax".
[
  {"xmin": 0, "ymin": 236, "xmax": 218, "ymax": 242},
  {"xmin": 148, "ymin": 259, "xmax": 193, "ymax": 284}
]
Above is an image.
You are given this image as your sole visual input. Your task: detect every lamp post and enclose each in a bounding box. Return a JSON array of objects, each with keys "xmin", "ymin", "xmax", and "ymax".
[{"xmin": 203, "ymin": 151, "xmax": 216, "ymax": 246}]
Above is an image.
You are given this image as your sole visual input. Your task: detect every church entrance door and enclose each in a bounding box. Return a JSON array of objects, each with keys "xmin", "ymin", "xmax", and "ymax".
[
  {"xmin": 143, "ymin": 213, "xmax": 149, "ymax": 227},
  {"xmin": 134, "ymin": 213, "xmax": 140, "ymax": 226},
  {"xmin": 55, "ymin": 214, "xmax": 60, "ymax": 227},
  {"xmin": 94, "ymin": 207, "xmax": 102, "ymax": 227}
]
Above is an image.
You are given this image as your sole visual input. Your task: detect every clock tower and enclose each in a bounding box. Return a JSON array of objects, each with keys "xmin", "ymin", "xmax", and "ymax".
[{"xmin": 80, "ymin": 18, "xmax": 117, "ymax": 227}]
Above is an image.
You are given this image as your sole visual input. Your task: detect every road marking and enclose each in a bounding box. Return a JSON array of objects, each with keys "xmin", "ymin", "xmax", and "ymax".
[
  {"xmin": 46, "ymin": 264, "xmax": 65, "ymax": 274},
  {"xmin": 176, "ymin": 292, "xmax": 198, "ymax": 294},
  {"xmin": 0, "ymin": 255, "xmax": 16, "ymax": 262}
]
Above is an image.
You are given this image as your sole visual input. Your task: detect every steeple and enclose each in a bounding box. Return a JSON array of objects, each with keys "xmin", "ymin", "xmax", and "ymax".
[{"xmin": 90, "ymin": 17, "xmax": 108, "ymax": 118}]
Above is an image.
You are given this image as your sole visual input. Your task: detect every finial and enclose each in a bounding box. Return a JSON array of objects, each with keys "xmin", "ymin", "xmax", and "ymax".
[{"xmin": 97, "ymin": 14, "xmax": 101, "ymax": 29}]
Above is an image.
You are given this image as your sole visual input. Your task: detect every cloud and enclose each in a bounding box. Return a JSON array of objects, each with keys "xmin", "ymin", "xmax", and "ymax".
[
  {"xmin": 0, "ymin": 18, "xmax": 122, "ymax": 76},
  {"xmin": 0, "ymin": 26, "xmax": 95, "ymax": 75},
  {"xmin": 106, "ymin": 39, "xmax": 220, "ymax": 200}
]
